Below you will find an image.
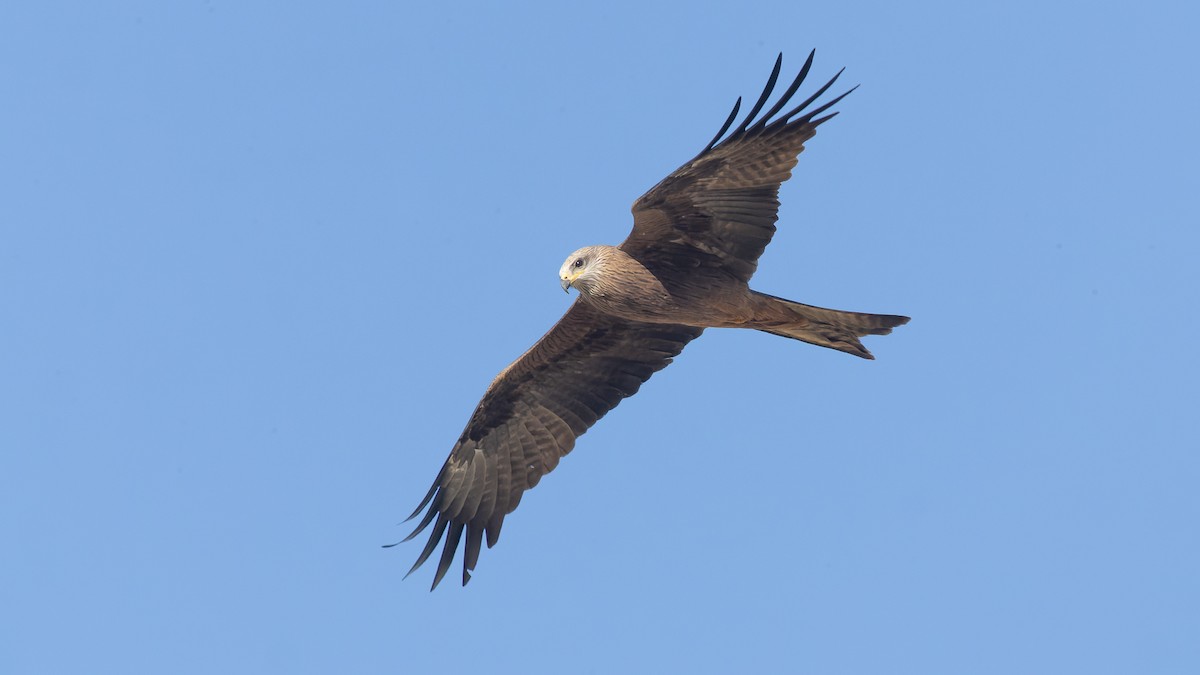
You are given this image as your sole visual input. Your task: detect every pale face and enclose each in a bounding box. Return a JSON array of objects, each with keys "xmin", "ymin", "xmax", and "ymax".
[{"xmin": 559, "ymin": 247, "xmax": 593, "ymax": 292}]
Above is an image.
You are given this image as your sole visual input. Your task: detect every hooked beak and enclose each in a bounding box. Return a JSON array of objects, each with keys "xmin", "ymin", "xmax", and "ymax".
[{"xmin": 560, "ymin": 276, "xmax": 572, "ymax": 293}]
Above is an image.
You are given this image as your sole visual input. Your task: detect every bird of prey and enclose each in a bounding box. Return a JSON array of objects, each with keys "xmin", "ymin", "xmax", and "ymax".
[{"xmin": 393, "ymin": 51, "xmax": 909, "ymax": 589}]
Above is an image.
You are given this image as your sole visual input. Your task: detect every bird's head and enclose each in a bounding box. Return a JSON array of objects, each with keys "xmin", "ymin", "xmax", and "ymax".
[{"xmin": 558, "ymin": 246, "xmax": 605, "ymax": 294}]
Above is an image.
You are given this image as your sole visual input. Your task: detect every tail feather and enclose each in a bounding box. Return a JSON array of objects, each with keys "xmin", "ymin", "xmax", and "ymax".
[{"xmin": 750, "ymin": 291, "xmax": 909, "ymax": 359}]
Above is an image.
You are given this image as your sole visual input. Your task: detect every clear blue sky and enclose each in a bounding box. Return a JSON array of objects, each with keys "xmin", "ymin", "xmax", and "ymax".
[{"xmin": 3, "ymin": 2, "xmax": 1198, "ymax": 673}]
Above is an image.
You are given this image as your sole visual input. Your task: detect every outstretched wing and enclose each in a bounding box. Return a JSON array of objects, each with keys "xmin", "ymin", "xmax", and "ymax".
[
  {"xmin": 623, "ymin": 50, "xmax": 854, "ymax": 284},
  {"xmin": 396, "ymin": 299, "xmax": 702, "ymax": 589}
]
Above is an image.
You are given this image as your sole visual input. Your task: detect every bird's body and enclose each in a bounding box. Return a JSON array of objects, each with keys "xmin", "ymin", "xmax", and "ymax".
[
  {"xmin": 393, "ymin": 52, "xmax": 909, "ymax": 589},
  {"xmin": 560, "ymin": 244, "xmax": 906, "ymax": 356}
]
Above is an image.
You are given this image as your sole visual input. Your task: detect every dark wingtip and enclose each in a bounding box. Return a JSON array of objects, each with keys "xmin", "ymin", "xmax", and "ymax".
[
  {"xmin": 777, "ymin": 67, "xmax": 845, "ymax": 126},
  {"xmin": 429, "ymin": 522, "xmax": 465, "ymax": 590},
  {"xmin": 403, "ymin": 514, "xmax": 449, "ymax": 582},
  {"xmin": 803, "ymin": 83, "xmax": 858, "ymax": 128},
  {"xmin": 731, "ymin": 53, "xmax": 783, "ymax": 138},
  {"xmin": 700, "ymin": 50, "xmax": 853, "ymax": 155},
  {"xmin": 399, "ymin": 501, "xmax": 439, "ymax": 543},
  {"xmin": 701, "ymin": 96, "xmax": 742, "ymax": 154},
  {"xmin": 750, "ymin": 50, "xmax": 816, "ymax": 134},
  {"xmin": 404, "ymin": 468, "xmax": 445, "ymax": 521}
]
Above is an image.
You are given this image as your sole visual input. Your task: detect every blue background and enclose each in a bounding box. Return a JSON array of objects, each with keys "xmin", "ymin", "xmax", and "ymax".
[{"xmin": 3, "ymin": 2, "xmax": 1198, "ymax": 673}]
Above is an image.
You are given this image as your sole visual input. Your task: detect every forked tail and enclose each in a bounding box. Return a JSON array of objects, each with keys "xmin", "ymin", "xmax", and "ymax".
[{"xmin": 750, "ymin": 291, "xmax": 909, "ymax": 359}]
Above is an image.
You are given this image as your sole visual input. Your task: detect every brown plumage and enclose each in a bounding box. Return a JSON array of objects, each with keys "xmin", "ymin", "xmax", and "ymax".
[{"xmin": 393, "ymin": 51, "xmax": 909, "ymax": 589}]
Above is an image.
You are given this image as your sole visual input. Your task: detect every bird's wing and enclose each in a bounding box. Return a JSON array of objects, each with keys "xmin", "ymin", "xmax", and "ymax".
[
  {"xmin": 623, "ymin": 51, "xmax": 854, "ymax": 284},
  {"xmin": 396, "ymin": 299, "xmax": 702, "ymax": 589}
]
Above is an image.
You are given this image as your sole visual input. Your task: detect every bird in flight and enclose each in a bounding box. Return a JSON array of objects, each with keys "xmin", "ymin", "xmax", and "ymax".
[{"xmin": 393, "ymin": 51, "xmax": 909, "ymax": 589}]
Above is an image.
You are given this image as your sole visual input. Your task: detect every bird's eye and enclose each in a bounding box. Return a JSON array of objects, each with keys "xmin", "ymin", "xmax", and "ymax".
[{"xmin": 572, "ymin": 258, "xmax": 584, "ymax": 269}]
